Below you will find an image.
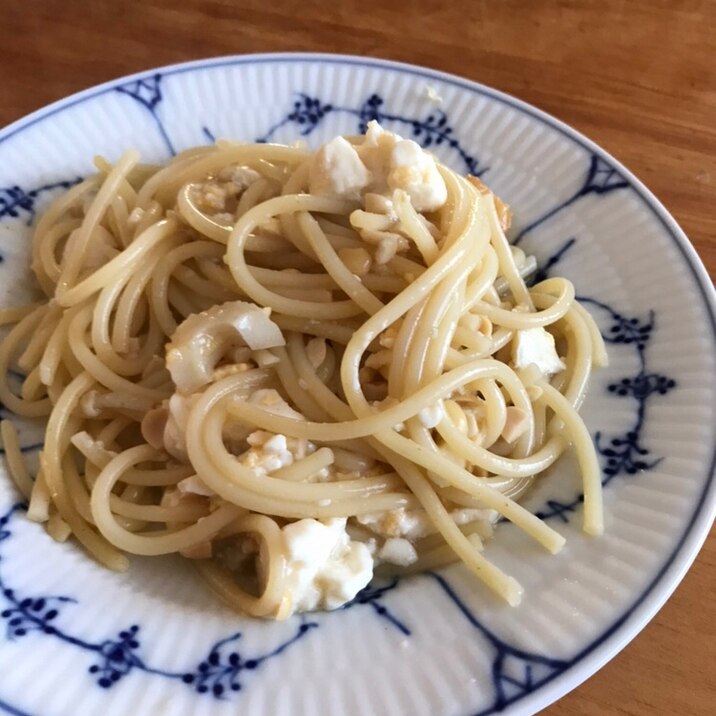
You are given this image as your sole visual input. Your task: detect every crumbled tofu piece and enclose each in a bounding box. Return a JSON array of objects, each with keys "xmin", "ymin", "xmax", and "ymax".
[
  {"xmin": 177, "ymin": 475, "xmax": 215, "ymax": 497},
  {"xmin": 246, "ymin": 430, "xmax": 274, "ymax": 446},
  {"xmin": 357, "ymin": 508, "xmax": 429, "ymax": 540},
  {"xmin": 223, "ymin": 165, "xmax": 261, "ymax": 189},
  {"xmin": 192, "ymin": 181, "xmax": 227, "ymax": 211},
  {"xmin": 308, "ymin": 136, "xmax": 371, "ymax": 200},
  {"xmin": 281, "ymin": 518, "xmax": 374, "ymax": 615},
  {"xmin": 378, "ymin": 537, "xmax": 418, "ymax": 567},
  {"xmin": 418, "ymin": 403, "xmax": 444, "ymax": 429},
  {"xmin": 501, "ymin": 406, "xmax": 530, "ymax": 443},
  {"xmin": 212, "ymin": 212, "xmax": 234, "ymax": 225},
  {"xmin": 356, "ymin": 121, "xmax": 448, "ymax": 212},
  {"xmin": 451, "ymin": 508, "xmax": 498, "ymax": 527},
  {"xmin": 237, "ymin": 429, "xmax": 312, "ymax": 475},
  {"xmin": 244, "ymin": 429, "xmax": 313, "ymax": 472},
  {"xmin": 374, "ymin": 234, "xmax": 400, "ymax": 264},
  {"xmin": 358, "ymin": 506, "xmax": 498, "ymax": 540},
  {"xmin": 388, "ymin": 139, "xmax": 447, "ymax": 212},
  {"xmin": 263, "ymin": 433, "xmax": 289, "ymax": 454},
  {"xmin": 365, "ymin": 350, "xmax": 392, "ymax": 370},
  {"xmin": 512, "ymin": 327, "xmax": 566, "ymax": 377},
  {"xmin": 237, "ymin": 439, "xmax": 294, "ymax": 474},
  {"xmin": 362, "ymin": 120, "xmax": 398, "ymax": 156}
]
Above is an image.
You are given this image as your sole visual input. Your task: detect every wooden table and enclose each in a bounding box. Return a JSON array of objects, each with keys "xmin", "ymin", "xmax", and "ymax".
[{"xmin": 2, "ymin": 1, "xmax": 714, "ymax": 713}]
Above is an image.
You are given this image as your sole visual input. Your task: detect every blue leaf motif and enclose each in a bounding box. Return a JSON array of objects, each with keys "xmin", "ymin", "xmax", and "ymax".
[
  {"xmin": 116, "ymin": 74, "xmax": 164, "ymax": 112},
  {"xmin": 257, "ymin": 91, "xmax": 485, "ymax": 176},
  {"xmin": 532, "ymin": 297, "xmax": 676, "ymax": 522},
  {"xmin": 181, "ymin": 622, "xmax": 317, "ymax": 698},
  {"xmin": 583, "ymin": 155, "xmax": 630, "ymax": 195},
  {"xmin": 0, "ymin": 179, "xmax": 82, "ymax": 225},
  {"xmin": 530, "ymin": 237, "xmax": 577, "ymax": 285},
  {"xmin": 343, "ymin": 579, "xmax": 410, "ymax": 635},
  {"xmin": 89, "ymin": 625, "xmax": 144, "ymax": 688},
  {"xmin": 116, "ymin": 73, "xmax": 175, "ymax": 156},
  {"xmin": 512, "ymin": 152, "xmax": 629, "ymax": 245},
  {"xmin": 356, "ymin": 93, "xmax": 385, "ymax": 133},
  {"xmin": 0, "ymin": 506, "xmax": 317, "ymax": 700},
  {"xmin": 258, "ymin": 94, "xmax": 334, "ymax": 141},
  {"xmin": 432, "ymin": 573, "xmax": 568, "ymax": 714}
]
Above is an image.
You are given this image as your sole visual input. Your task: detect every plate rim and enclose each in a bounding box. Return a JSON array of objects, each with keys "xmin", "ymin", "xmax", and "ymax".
[{"xmin": 0, "ymin": 52, "xmax": 714, "ymax": 716}]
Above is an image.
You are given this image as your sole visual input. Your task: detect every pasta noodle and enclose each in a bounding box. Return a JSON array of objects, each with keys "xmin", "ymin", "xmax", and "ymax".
[{"xmin": 0, "ymin": 122, "xmax": 607, "ymax": 617}]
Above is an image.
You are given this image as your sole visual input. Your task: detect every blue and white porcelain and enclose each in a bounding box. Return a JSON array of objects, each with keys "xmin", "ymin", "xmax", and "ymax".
[{"xmin": 0, "ymin": 54, "xmax": 714, "ymax": 716}]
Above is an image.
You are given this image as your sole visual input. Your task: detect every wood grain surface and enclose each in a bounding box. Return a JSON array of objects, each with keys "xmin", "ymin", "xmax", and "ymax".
[{"xmin": 1, "ymin": 1, "xmax": 714, "ymax": 714}]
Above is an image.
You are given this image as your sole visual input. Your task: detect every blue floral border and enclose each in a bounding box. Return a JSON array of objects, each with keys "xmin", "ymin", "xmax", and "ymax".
[
  {"xmin": 0, "ymin": 501, "xmax": 317, "ymax": 697},
  {"xmin": 0, "ymin": 56, "xmax": 714, "ymax": 716}
]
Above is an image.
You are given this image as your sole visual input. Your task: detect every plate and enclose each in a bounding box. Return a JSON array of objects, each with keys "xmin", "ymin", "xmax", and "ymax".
[{"xmin": 0, "ymin": 54, "xmax": 714, "ymax": 716}]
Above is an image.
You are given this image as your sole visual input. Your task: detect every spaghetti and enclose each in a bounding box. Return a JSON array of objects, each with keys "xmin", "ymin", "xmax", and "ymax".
[{"xmin": 0, "ymin": 122, "xmax": 607, "ymax": 617}]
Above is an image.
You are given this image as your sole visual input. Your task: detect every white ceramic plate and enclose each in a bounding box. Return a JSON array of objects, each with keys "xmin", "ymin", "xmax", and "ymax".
[{"xmin": 0, "ymin": 54, "xmax": 714, "ymax": 716}]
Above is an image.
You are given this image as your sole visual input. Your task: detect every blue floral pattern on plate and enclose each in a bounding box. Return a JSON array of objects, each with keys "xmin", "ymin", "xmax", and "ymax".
[
  {"xmin": 0, "ymin": 505, "xmax": 318, "ymax": 698},
  {"xmin": 0, "ymin": 89, "xmax": 674, "ymax": 709},
  {"xmin": 0, "ymin": 57, "xmax": 713, "ymax": 716}
]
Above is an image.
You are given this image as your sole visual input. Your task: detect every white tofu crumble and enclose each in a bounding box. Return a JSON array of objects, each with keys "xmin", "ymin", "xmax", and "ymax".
[
  {"xmin": 359, "ymin": 121, "xmax": 447, "ymax": 212},
  {"xmin": 378, "ymin": 537, "xmax": 418, "ymax": 567},
  {"xmin": 177, "ymin": 474, "xmax": 215, "ymax": 497},
  {"xmin": 358, "ymin": 506, "xmax": 498, "ymax": 541},
  {"xmin": 512, "ymin": 327, "xmax": 566, "ymax": 377},
  {"xmin": 307, "ymin": 121, "xmax": 448, "ymax": 213},
  {"xmin": 281, "ymin": 518, "xmax": 374, "ymax": 615},
  {"xmin": 222, "ymin": 165, "xmax": 261, "ymax": 189},
  {"xmin": 386, "ymin": 136, "xmax": 448, "ymax": 212},
  {"xmin": 239, "ymin": 428, "xmax": 312, "ymax": 475},
  {"xmin": 357, "ymin": 508, "xmax": 427, "ymax": 540},
  {"xmin": 308, "ymin": 136, "xmax": 371, "ymax": 200},
  {"xmin": 418, "ymin": 402, "xmax": 445, "ymax": 429}
]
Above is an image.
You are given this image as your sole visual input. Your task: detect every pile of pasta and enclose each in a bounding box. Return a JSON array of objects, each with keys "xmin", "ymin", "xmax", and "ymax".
[{"xmin": 0, "ymin": 125, "xmax": 606, "ymax": 617}]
